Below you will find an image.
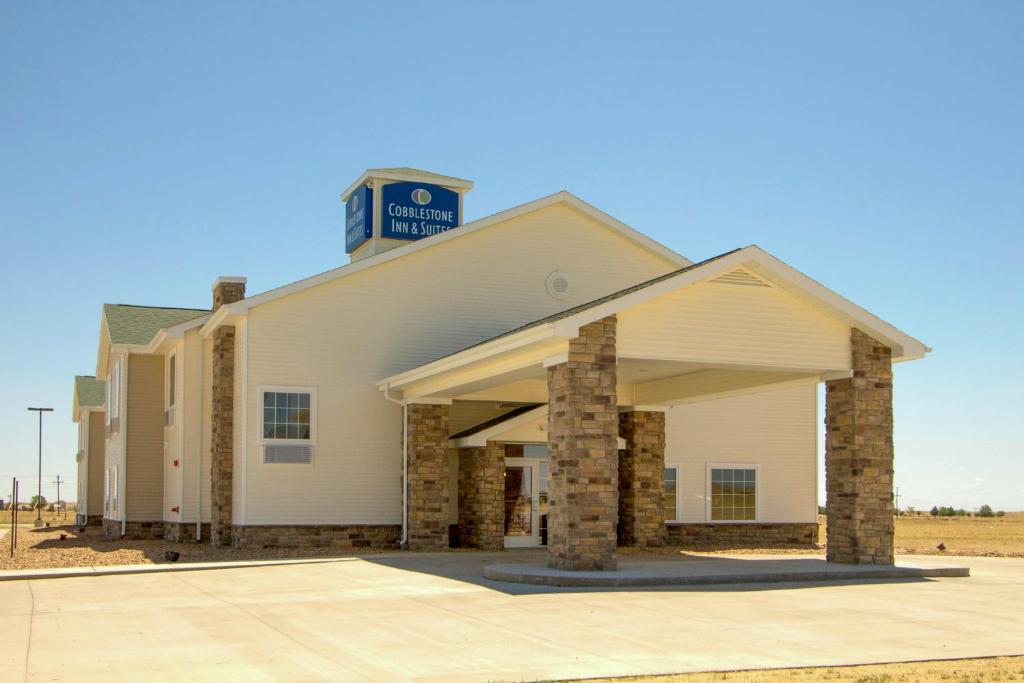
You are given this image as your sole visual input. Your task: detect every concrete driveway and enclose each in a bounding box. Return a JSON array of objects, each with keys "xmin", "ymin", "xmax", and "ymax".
[{"xmin": 2, "ymin": 551, "xmax": 1022, "ymax": 682}]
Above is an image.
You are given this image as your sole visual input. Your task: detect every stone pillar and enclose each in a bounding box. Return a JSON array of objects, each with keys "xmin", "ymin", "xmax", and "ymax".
[
  {"xmin": 210, "ymin": 276, "xmax": 245, "ymax": 547},
  {"xmin": 547, "ymin": 316, "xmax": 619, "ymax": 571},
  {"xmin": 406, "ymin": 403, "xmax": 450, "ymax": 551},
  {"xmin": 825, "ymin": 328, "xmax": 895, "ymax": 565},
  {"xmin": 456, "ymin": 443, "xmax": 505, "ymax": 550},
  {"xmin": 618, "ymin": 410, "xmax": 666, "ymax": 547}
]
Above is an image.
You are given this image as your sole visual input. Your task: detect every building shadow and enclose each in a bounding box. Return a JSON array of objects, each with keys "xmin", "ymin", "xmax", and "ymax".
[{"xmin": 359, "ymin": 548, "xmax": 938, "ymax": 596}]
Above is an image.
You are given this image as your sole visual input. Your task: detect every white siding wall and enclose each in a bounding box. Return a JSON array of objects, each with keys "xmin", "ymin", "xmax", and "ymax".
[
  {"xmin": 233, "ymin": 320, "xmax": 246, "ymax": 524},
  {"xmin": 619, "ymin": 278, "xmax": 851, "ymax": 370},
  {"xmin": 179, "ymin": 329, "xmax": 210, "ymax": 525},
  {"xmin": 125, "ymin": 354, "xmax": 164, "ymax": 521},
  {"xmin": 243, "ymin": 204, "xmax": 678, "ymax": 524},
  {"xmin": 86, "ymin": 411, "xmax": 105, "ymax": 516},
  {"xmin": 76, "ymin": 417, "xmax": 88, "ymax": 515},
  {"xmin": 666, "ymin": 381, "xmax": 818, "ymax": 524},
  {"xmin": 162, "ymin": 343, "xmax": 181, "ymax": 522},
  {"xmin": 104, "ymin": 351, "xmax": 127, "ymax": 521},
  {"xmin": 200, "ymin": 336, "xmax": 213, "ymax": 520}
]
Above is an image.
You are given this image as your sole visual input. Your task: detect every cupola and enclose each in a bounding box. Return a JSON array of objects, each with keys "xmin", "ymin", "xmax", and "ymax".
[{"xmin": 340, "ymin": 167, "xmax": 474, "ymax": 262}]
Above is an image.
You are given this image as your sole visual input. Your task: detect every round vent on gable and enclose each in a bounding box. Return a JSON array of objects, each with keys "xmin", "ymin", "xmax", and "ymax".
[{"xmin": 545, "ymin": 270, "xmax": 573, "ymax": 300}]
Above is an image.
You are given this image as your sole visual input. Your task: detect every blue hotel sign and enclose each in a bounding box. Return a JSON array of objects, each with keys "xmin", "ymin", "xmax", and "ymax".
[
  {"xmin": 381, "ymin": 182, "xmax": 459, "ymax": 241},
  {"xmin": 345, "ymin": 185, "xmax": 373, "ymax": 252}
]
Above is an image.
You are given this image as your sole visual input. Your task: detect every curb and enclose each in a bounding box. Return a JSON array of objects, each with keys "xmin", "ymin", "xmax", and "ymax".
[{"xmin": 482, "ymin": 564, "xmax": 971, "ymax": 587}]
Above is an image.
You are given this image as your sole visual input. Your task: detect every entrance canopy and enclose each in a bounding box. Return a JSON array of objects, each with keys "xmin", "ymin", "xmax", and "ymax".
[{"xmin": 378, "ymin": 246, "xmax": 928, "ymax": 407}]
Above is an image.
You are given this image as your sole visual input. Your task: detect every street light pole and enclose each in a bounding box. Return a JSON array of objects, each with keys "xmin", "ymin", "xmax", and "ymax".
[{"xmin": 27, "ymin": 407, "xmax": 53, "ymax": 527}]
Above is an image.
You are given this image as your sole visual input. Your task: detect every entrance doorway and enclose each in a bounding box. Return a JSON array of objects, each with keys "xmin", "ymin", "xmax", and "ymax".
[{"xmin": 503, "ymin": 451, "xmax": 549, "ymax": 548}]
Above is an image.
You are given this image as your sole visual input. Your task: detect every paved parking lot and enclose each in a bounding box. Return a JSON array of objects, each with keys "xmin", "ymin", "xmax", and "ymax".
[{"xmin": 2, "ymin": 552, "xmax": 1022, "ymax": 682}]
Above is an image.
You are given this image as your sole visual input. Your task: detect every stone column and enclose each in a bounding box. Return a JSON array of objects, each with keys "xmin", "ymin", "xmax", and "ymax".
[
  {"xmin": 618, "ymin": 410, "xmax": 666, "ymax": 547},
  {"xmin": 456, "ymin": 442, "xmax": 505, "ymax": 550},
  {"xmin": 210, "ymin": 276, "xmax": 245, "ymax": 547},
  {"xmin": 406, "ymin": 403, "xmax": 450, "ymax": 551},
  {"xmin": 547, "ymin": 316, "xmax": 619, "ymax": 571},
  {"xmin": 825, "ymin": 328, "xmax": 895, "ymax": 565}
]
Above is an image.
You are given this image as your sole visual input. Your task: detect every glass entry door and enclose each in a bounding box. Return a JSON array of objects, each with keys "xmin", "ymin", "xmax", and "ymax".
[{"xmin": 504, "ymin": 458, "xmax": 545, "ymax": 548}]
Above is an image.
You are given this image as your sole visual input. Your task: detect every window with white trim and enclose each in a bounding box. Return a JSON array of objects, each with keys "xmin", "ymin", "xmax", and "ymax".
[
  {"xmin": 106, "ymin": 361, "xmax": 121, "ymax": 429},
  {"xmin": 664, "ymin": 465, "xmax": 681, "ymax": 523},
  {"xmin": 709, "ymin": 466, "xmax": 757, "ymax": 521},
  {"xmin": 167, "ymin": 353, "xmax": 176, "ymax": 408},
  {"xmin": 260, "ymin": 387, "xmax": 316, "ymax": 464}
]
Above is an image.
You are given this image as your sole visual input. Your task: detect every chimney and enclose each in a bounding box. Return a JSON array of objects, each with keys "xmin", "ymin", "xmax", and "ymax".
[{"xmin": 212, "ymin": 276, "xmax": 246, "ymax": 311}]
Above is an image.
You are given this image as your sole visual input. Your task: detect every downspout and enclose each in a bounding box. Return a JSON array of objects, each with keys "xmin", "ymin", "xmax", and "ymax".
[
  {"xmin": 121, "ymin": 352, "xmax": 128, "ymax": 537},
  {"xmin": 382, "ymin": 386, "xmax": 408, "ymax": 547},
  {"xmin": 196, "ymin": 338, "xmax": 205, "ymax": 542}
]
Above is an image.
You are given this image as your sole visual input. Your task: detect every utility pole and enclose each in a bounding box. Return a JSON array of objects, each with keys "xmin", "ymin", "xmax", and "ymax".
[
  {"xmin": 894, "ymin": 487, "xmax": 901, "ymax": 516},
  {"xmin": 54, "ymin": 474, "xmax": 63, "ymax": 519},
  {"xmin": 27, "ymin": 407, "xmax": 54, "ymax": 527}
]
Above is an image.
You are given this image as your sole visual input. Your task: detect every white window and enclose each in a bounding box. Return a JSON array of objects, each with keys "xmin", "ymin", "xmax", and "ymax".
[
  {"xmin": 167, "ymin": 353, "xmax": 176, "ymax": 408},
  {"xmin": 707, "ymin": 464, "xmax": 758, "ymax": 522},
  {"xmin": 111, "ymin": 465, "xmax": 119, "ymax": 516},
  {"xmin": 664, "ymin": 464, "xmax": 681, "ymax": 523},
  {"xmin": 259, "ymin": 386, "xmax": 316, "ymax": 464},
  {"xmin": 106, "ymin": 361, "xmax": 121, "ymax": 427}
]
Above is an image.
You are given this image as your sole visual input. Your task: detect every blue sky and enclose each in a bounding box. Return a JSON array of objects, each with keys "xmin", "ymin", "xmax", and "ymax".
[{"xmin": 1, "ymin": 2, "xmax": 1021, "ymax": 510}]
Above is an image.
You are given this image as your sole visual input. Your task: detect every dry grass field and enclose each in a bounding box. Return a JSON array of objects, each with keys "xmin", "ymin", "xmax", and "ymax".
[
  {"xmin": 811, "ymin": 512, "xmax": 1024, "ymax": 558},
  {"xmin": 0, "ymin": 522, "xmax": 399, "ymax": 571},
  {"xmin": 893, "ymin": 512, "xmax": 1024, "ymax": 557},
  {"xmin": 574, "ymin": 656, "xmax": 1024, "ymax": 682}
]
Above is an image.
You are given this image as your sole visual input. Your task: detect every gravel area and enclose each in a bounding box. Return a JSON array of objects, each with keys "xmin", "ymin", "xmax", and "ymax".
[{"xmin": 0, "ymin": 524, "xmax": 391, "ymax": 571}]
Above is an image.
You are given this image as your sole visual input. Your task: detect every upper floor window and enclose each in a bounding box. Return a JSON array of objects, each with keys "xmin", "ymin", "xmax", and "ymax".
[
  {"xmin": 167, "ymin": 353, "xmax": 176, "ymax": 408},
  {"xmin": 105, "ymin": 361, "xmax": 121, "ymax": 427}
]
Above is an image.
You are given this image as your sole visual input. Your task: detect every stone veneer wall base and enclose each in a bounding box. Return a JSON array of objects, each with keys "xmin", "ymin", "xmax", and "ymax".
[
  {"xmin": 163, "ymin": 522, "xmax": 213, "ymax": 543},
  {"xmin": 666, "ymin": 522, "xmax": 819, "ymax": 547},
  {"xmin": 231, "ymin": 525, "xmax": 401, "ymax": 549},
  {"xmin": 102, "ymin": 519, "xmax": 166, "ymax": 540}
]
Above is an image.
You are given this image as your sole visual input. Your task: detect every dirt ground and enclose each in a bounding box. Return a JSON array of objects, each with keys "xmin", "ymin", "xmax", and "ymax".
[
  {"xmin": 570, "ymin": 656, "xmax": 1024, "ymax": 682},
  {"xmin": 0, "ymin": 523, "xmax": 391, "ymax": 571},
  {"xmin": 3, "ymin": 513, "xmax": 1021, "ymax": 571}
]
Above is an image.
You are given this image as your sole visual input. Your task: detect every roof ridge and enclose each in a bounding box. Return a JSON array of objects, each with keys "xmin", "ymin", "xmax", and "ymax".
[{"xmin": 105, "ymin": 303, "xmax": 210, "ymax": 312}]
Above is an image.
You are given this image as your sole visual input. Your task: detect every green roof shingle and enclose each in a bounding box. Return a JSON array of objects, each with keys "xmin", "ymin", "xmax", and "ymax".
[
  {"xmin": 103, "ymin": 304, "xmax": 209, "ymax": 346},
  {"xmin": 74, "ymin": 375, "xmax": 105, "ymax": 408}
]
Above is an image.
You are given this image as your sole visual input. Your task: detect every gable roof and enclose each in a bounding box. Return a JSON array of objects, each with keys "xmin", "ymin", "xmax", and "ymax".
[
  {"xmin": 204, "ymin": 191, "xmax": 690, "ymax": 332},
  {"xmin": 74, "ymin": 375, "xmax": 105, "ymax": 408},
  {"xmin": 103, "ymin": 304, "xmax": 209, "ymax": 346},
  {"xmin": 72, "ymin": 375, "xmax": 105, "ymax": 421},
  {"xmin": 378, "ymin": 244, "xmax": 930, "ymax": 395}
]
